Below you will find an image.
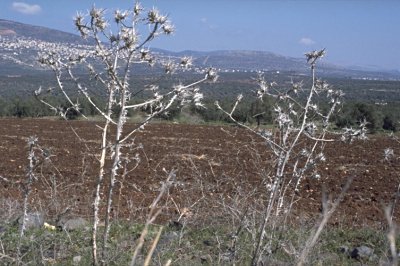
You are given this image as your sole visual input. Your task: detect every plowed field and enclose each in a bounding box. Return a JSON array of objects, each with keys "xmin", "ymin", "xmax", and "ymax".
[{"xmin": 1, "ymin": 118, "xmax": 400, "ymax": 228}]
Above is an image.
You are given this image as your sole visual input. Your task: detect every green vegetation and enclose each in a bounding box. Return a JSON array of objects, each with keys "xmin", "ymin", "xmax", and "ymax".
[
  {"xmin": 334, "ymin": 102, "xmax": 400, "ymax": 132},
  {"xmin": 0, "ymin": 221, "xmax": 397, "ymax": 265},
  {"xmin": 1, "ymin": 94, "xmax": 398, "ymax": 134},
  {"xmin": 0, "ymin": 96, "xmax": 102, "ymax": 118},
  {"xmin": 1, "ymin": 72, "xmax": 399, "ymax": 133}
]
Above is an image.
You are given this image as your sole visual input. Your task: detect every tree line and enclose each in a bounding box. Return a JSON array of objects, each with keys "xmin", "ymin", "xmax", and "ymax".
[{"xmin": 1, "ymin": 95, "xmax": 398, "ymax": 132}]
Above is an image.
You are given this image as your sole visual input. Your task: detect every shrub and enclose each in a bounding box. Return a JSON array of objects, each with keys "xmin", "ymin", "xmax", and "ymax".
[
  {"xmin": 351, "ymin": 102, "xmax": 382, "ymax": 132},
  {"xmin": 383, "ymin": 114, "xmax": 398, "ymax": 132}
]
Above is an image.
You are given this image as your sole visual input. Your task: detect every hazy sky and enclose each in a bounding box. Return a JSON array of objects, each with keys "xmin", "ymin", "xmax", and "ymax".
[{"xmin": 1, "ymin": 0, "xmax": 399, "ymax": 70}]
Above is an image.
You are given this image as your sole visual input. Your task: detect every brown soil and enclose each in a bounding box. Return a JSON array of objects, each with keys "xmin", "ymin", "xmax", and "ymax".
[{"xmin": 1, "ymin": 118, "xmax": 400, "ymax": 228}]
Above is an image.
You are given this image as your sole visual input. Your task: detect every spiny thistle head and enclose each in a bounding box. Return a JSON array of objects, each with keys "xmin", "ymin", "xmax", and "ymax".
[
  {"xmin": 74, "ymin": 12, "xmax": 84, "ymax": 27},
  {"xmin": 134, "ymin": 2, "xmax": 143, "ymax": 15},
  {"xmin": 305, "ymin": 49, "xmax": 326, "ymax": 65},
  {"xmin": 88, "ymin": 6, "xmax": 109, "ymax": 31},
  {"xmin": 205, "ymin": 68, "xmax": 218, "ymax": 82},
  {"xmin": 291, "ymin": 81, "xmax": 303, "ymax": 94},
  {"xmin": 89, "ymin": 6, "xmax": 103, "ymax": 19},
  {"xmin": 257, "ymin": 77, "xmax": 276, "ymax": 99},
  {"xmin": 147, "ymin": 8, "xmax": 163, "ymax": 24},
  {"xmin": 163, "ymin": 60, "xmax": 176, "ymax": 74},
  {"xmin": 327, "ymin": 89, "xmax": 344, "ymax": 104},
  {"xmin": 162, "ymin": 22, "xmax": 175, "ymax": 35},
  {"xmin": 304, "ymin": 122, "xmax": 317, "ymax": 136},
  {"xmin": 315, "ymin": 79, "xmax": 330, "ymax": 91},
  {"xmin": 180, "ymin": 56, "xmax": 193, "ymax": 69},
  {"xmin": 115, "ymin": 9, "xmax": 129, "ymax": 23},
  {"xmin": 74, "ymin": 12, "xmax": 89, "ymax": 38},
  {"xmin": 27, "ymin": 136, "xmax": 38, "ymax": 146},
  {"xmin": 341, "ymin": 120, "xmax": 368, "ymax": 143},
  {"xmin": 95, "ymin": 18, "xmax": 108, "ymax": 31},
  {"xmin": 384, "ymin": 148, "xmax": 394, "ymax": 161}
]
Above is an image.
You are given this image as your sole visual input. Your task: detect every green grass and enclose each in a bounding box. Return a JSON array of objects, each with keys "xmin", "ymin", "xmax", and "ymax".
[{"xmin": 1, "ymin": 220, "xmax": 398, "ymax": 265}]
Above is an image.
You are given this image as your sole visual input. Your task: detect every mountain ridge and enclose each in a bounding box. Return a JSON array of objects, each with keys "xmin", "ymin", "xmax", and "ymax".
[
  {"xmin": 0, "ymin": 19, "xmax": 86, "ymax": 44},
  {"xmin": 0, "ymin": 19, "xmax": 399, "ymax": 80},
  {"xmin": 151, "ymin": 48, "xmax": 398, "ymax": 79}
]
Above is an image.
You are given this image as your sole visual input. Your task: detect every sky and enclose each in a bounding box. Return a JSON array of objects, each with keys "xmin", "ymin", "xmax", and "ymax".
[{"xmin": 1, "ymin": 0, "xmax": 399, "ymax": 70}]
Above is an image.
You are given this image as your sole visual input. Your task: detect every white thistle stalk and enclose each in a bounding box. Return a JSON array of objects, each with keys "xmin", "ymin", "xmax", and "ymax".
[{"xmin": 34, "ymin": 3, "xmax": 215, "ymax": 265}]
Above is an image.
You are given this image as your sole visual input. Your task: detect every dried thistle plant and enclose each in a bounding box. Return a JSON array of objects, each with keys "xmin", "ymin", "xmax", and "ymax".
[
  {"xmin": 32, "ymin": 2, "xmax": 216, "ymax": 265},
  {"xmin": 17, "ymin": 137, "xmax": 50, "ymax": 264},
  {"xmin": 217, "ymin": 49, "xmax": 364, "ymax": 264}
]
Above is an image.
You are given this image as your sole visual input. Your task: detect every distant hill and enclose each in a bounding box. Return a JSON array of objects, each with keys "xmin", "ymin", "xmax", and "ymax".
[
  {"xmin": 155, "ymin": 49, "xmax": 308, "ymax": 71},
  {"xmin": 0, "ymin": 20, "xmax": 96, "ymax": 76},
  {"xmin": 0, "ymin": 19, "xmax": 85, "ymax": 44},
  {"xmin": 0, "ymin": 19, "xmax": 400, "ymax": 100},
  {"xmin": 152, "ymin": 49, "xmax": 400, "ymax": 80},
  {"xmin": 0, "ymin": 19, "xmax": 399, "ymax": 80}
]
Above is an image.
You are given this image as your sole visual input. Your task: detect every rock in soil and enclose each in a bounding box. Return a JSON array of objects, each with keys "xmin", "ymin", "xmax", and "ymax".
[
  {"xmin": 18, "ymin": 212, "xmax": 44, "ymax": 230},
  {"xmin": 57, "ymin": 217, "xmax": 88, "ymax": 231},
  {"xmin": 350, "ymin": 246, "xmax": 375, "ymax": 260}
]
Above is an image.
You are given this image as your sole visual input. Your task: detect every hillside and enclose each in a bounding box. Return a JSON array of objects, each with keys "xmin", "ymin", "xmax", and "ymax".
[
  {"xmin": 0, "ymin": 20, "xmax": 94, "ymax": 76},
  {"xmin": 0, "ymin": 19, "xmax": 400, "ymax": 101},
  {"xmin": 153, "ymin": 49, "xmax": 400, "ymax": 80},
  {"xmin": 0, "ymin": 19, "xmax": 85, "ymax": 44},
  {"xmin": 1, "ymin": 19, "xmax": 399, "ymax": 78}
]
